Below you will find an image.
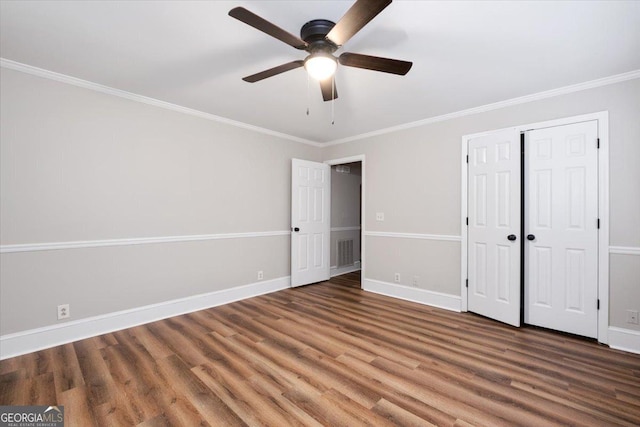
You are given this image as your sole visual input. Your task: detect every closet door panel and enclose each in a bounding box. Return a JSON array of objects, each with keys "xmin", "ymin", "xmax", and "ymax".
[{"xmin": 524, "ymin": 121, "xmax": 599, "ymax": 338}]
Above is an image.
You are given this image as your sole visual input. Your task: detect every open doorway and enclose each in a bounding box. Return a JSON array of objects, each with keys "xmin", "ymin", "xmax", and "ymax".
[
  {"xmin": 330, "ymin": 161, "xmax": 362, "ymax": 277},
  {"xmin": 326, "ymin": 155, "xmax": 365, "ymax": 288},
  {"xmin": 289, "ymin": 156, "xmax": 365, "ymax": 288}
]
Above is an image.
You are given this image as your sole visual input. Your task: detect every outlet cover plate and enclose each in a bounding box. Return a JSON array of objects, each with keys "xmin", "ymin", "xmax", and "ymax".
[{"xmin": 57, "ymin": 304, "xmax": 70, "ymax": 320}]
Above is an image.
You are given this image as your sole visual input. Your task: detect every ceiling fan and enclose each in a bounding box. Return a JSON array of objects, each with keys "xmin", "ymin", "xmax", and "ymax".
[{"xmin": 229, "ymin": 0, "xmax": 412, "ymax": 102}]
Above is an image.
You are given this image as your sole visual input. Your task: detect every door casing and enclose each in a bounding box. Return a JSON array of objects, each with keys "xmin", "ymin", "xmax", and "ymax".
[{"xmin": 460, "ymin": 112, "xmax": 610, "ymax": 344}]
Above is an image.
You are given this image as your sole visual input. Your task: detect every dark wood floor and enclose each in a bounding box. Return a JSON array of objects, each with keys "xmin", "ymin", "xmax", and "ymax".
[{"xmin": 1, "ymin": 272, "xmax": 639, "ymax": 426}]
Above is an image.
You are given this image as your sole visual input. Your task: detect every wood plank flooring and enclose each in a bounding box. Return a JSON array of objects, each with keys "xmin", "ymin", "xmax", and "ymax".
[{"xmin": 1, "ymin": 272, "xmax": 639, "ymax": 426}]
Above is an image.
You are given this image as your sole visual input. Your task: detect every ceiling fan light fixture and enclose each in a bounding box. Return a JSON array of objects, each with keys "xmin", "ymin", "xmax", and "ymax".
[{"xmin": 304, "ymin": 53, "xmax": 337, "ymax": 81}]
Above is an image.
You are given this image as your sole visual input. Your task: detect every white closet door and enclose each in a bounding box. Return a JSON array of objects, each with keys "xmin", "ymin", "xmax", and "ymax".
[
  {"xmin": 525, "ymin": 121, "xmax": 599, "ymax": 338},
  {"xmin": 468, "ymin": 129, "xmax": 521, "ymax": 327}
]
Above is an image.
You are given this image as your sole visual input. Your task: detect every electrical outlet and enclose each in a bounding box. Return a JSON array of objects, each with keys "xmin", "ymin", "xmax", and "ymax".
[
  {"xmin": 376, "ymin": 212, "xmax": 385, "ymax": 221},
  {"xmin": 394, "ymin": 273, "xmax": 401, "ymax": 283},
  {"xmin": 412, "ymin": 276, "xmax": 419, "ymax": 287},
  {"xmin": 257, "ymin": 270, "xmax": 264, "ymax": 280},
  {"xmin": 627, "ymin": 310, "xmax": 639, "ymax": 325},
  {"xmin": 57, "ymin": 304, "xmax": 70, "ymax": 320}
]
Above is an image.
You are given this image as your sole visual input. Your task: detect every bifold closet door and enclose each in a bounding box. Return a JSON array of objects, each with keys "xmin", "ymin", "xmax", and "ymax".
[
  {"xmin": 525, "ymin": 121, "xmax": 599, "ymax": 338},
  {"xmin": 468, "ymin": 129, "xmax": 521, "ymax": 327}
]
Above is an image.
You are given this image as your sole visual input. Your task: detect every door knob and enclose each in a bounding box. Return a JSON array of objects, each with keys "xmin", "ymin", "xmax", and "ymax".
[
  {"xmin": 527, "ymin": 234, "xmax": 535, "ymax": 241},
  {"xmin": 292, "ymin": 227, "xmax": 300, "ymax": 232},
  {"xmin": 507, "ymin": 234, "xmax": 517, "ymax": 241}
]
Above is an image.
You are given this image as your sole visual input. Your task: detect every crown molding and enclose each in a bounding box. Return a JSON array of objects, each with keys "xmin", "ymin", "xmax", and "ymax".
[
  {"xmin": 0, "ymin": 58, "xmax": 322, "ymax": 148},
  {"xmin": 2, "ymin": 58, "xmax": 638, "ymax": 148},
  {"xmin": 323, "ymin": 69, "xmax": 640, "ymax": 146}
]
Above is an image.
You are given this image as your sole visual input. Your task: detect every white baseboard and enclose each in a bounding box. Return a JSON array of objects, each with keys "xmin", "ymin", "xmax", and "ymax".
[
  {"xmin": 330, "ymin": 262, "xmax": 361, "ymax": 277},
  {"xmin": 0, "ymin": 276, "xmax": 290, "ymax": 360},
  {"xmin": 608, "ymin": 326, "xmax": 640, "ymax": 354},
  {"xmin": 362, "ymin": 278, "xmax": 461, "ymax": 312}
]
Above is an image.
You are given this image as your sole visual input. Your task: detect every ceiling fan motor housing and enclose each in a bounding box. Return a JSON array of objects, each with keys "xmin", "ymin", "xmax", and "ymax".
[{"xmin": 301, "ymin": 19, "xmax": 338, "ymax": 53}]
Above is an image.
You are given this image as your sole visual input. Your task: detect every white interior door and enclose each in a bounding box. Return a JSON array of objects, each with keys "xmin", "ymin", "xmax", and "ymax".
[
  {"xmin": 291, "ymin": 159, "xmax": 330, "ymax": 287},
  {"xmin": 525, "ymin": 121, "xmax": 599, "ymax": 338},
  {"xmin": 468, "ymin": 129, "xmax": 521, "ymax": 327}
]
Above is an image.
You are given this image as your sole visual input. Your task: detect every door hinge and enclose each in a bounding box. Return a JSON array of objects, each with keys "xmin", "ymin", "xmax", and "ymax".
[
  {"xmin": 466, "ymin": 217, "xmax": 469, "ymax": 226},
  {"xmin": 597, "ymin": 218, "xmax": 600, "ymax": 229},
  {"xmin": 466, "ymin": 155, "xmax": 469, "ymax": 163},
  {"xmin": 597, "ymin": 138, "xmax": 600, "ymax": 149},
  {"xmin": 597, "ymin": 299, "xmax": 600, "ymax": 310},
  {"xmin": 466, "ymin": 279, "xmax": 468, "ymax": 288}
]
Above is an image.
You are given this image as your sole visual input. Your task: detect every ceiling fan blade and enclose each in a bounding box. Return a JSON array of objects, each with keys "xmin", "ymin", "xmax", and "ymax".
[
  {"xmin": 229, "ymin": 7, "xmax": 308, "ymax": 50},
  {"xmin": 326, "ymin": 0, "xmax": 392, "ymax": 46},
  {"xmin": 242, "ymin": 60, "xmax": 304, "ymax": 83},
  {"xmin": 339, "ymin": 52, "xmax": 412, "ymax": 75},
  {"xmin": 320, "ymin": 77, "xmax": 338, "ymax": 102}
]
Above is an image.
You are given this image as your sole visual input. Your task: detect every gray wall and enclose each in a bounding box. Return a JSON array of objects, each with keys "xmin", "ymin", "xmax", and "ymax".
[
  {"xmin": 323, "ymin": 78, "xmax": 640, "ymax": 331},
  {"xmin": 0, "ymin": 68, "xmax": 321, "ymax": 335},
  {"xmin": 2, "ymin": 66, "xmax": 638, "ymax": 337},
  {"xmin": 330, "ymin": 163, "xmax": 361, "ymax": 269}
]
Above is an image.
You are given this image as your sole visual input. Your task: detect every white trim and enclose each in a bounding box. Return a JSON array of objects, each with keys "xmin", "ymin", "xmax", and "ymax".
[
  {"xmin": 365, "ymin": 231, "xmax": 461, "ymax": 242},
  {"xmin": 330, "ymin": 262, "xmax": 361, "ymax": 278},
  {"xmin": 325, "ymin": 155, "xmax": 366, "ymax": 165},
  {"xmin": 0, "ymin": 58, "xmax": 321, "ymax": 148},
  {"xmin": 609, "ymin": 246, "xmax": 640, "ymax": 256},
  {"xmin": 0, "ymin": 230, "xmax": 290, "ymax": 254},
  {"xmin": 363, "ymin": 278, "xmax": 461, "ymax": 312},
  {"xmin": 597, "ymin": 112, "xmax": 610, "ymax": 343},
  {"xmin": 325, "ymin": 155, "xmax": 366, "ymax": 287},
  {"xmin": 330, "ymin": 226, "xmax": 361, "ymax": 232},
  {"xmin": 460, "ymin": 111, "xmax": 610, "ymax": 344},
  {"xmin": 3, "ymin": 58, "xmax": 637, "ymax": 148},
  {"xmin": 608, "ymin": 327, "xmax": 640, "ymax": 355},
  {"xmin": 324, "ymin": 71, "xmax": 640, "ymax": 146},
  {"xmin": 460, "ymin": 135, "xmax": 469, "ymax": 312},
  {"xmin": 462, "ymin": 113, "xmax": 608, "ymax": 141},
  {"xmin": 0, "ymin": 276, "xmax": 290, "ymax": 360}
]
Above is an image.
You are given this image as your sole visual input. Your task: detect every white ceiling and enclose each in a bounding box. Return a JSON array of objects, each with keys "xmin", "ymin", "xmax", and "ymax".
[{"xmin": 1, "ymin": 1, "xmax": 639, "ymax": 144}]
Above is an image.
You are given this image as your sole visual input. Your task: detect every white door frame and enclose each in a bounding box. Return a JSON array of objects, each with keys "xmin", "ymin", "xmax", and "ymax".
[
  {"xmin": 460, "ymin": 111, "xmax": 609, "ymax": 344},
  {"xmin": 325, "ymin": 155, "xmax": 366, "ymax": 287}
]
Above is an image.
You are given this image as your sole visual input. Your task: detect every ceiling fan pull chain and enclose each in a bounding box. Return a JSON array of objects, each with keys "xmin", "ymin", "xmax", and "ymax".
[
  {"xmin": 306, "ymin": 73, "xmax": 310, "ymax": 116},
  {"xmin": 331, "ymin": 77, "xmax": 335, "ymax": 125}
]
